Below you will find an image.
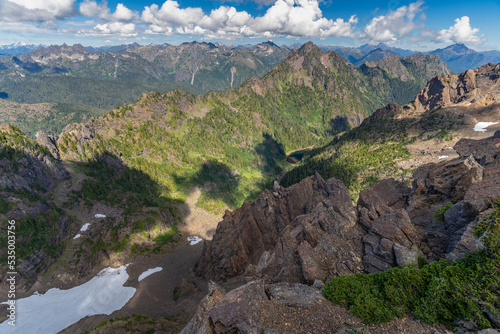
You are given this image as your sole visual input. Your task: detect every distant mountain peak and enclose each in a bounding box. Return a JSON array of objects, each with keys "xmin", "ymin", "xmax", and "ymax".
[
  {"xmin": 297, "ymin": 41, "xmax": 321, "ymax": 56},
  {"xmin": 261, "ymin": 41, "xmax": 278, "ymax": 47}
]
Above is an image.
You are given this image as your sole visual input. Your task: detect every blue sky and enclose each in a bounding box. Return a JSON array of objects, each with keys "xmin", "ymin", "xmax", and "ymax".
[{"xmin": 0, "ymin": 0, "xmax": 498, "ymax": 51}]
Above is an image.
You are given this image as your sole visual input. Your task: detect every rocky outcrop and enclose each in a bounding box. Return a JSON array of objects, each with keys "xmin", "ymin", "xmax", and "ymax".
[
  {"xmin": 181, "ymin": 280, "xmax": 331, "ymax": 334},
  {"xmin": 36, "ymin": 130, "xmax": 60, "ymax": 160},
  {"xmin": 199, "ymin": 138, "xmax": 500, "ymax": 284},
  {"xmin": 357, "ymin": 179, "xmax": 423, "ymax": 272},
  {"xmin": 195, "ymin": 173, "xmax": 364, "ymax": 283},
  {"xmin": 454, "ymin": 136, "xmax": 500, "ymax": 168},
  {"xmin": 463, "ymin": 165, "xmax": 500, "ymax": 218},
  {"xmin": 197, "ymin": 143, "xmax": 500, "ymax": 280},
  {"xmin": 360, "ymin": 104, "xmax": 404, "ymax": 125},
  {"xmin": 414, "ymin": 63, "xmax": 500, "ymax": 111},
  {"xmin": 0, "ymin": 126, "xmax": 69, "ymax": 195}
]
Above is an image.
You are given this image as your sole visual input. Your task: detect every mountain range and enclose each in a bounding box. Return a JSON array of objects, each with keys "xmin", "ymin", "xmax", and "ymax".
[
  {"xmin": 0, "ymin": 41, "xmax": 499, "ymax": 333},
  {"xmin": 0, "ymin": 42, "xmax": 450, "ymax": 138},
  {"xmin": 329, "ymin": 42, "xmax": 500, "ymax": 73}
]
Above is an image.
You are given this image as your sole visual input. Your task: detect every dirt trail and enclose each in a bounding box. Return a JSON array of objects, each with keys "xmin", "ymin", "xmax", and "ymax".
[{"xmin": 177, "ymin": 187, "xmax": 221, "ymax": 240}]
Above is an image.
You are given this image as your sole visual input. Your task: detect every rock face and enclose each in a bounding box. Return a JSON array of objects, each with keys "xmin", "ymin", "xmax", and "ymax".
[
  {"xmin": 195, "ymin": 173, "xmax": 364, "ymax": 284},
  {"xmin": 357, "ymin": 179, "xmax": 423, "ymax": 272},
  {"xmin": 36, "ymin": 130, "xmax": 61, "ymax": 160}
]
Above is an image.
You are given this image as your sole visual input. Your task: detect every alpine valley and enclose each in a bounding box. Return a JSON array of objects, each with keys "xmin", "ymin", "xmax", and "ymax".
[{"xmin": 0, "ymin": 41, "xmax": 499, "ymax": 334}]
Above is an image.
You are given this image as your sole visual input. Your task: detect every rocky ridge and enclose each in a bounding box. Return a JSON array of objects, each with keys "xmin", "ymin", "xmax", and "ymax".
[
  {"xmin": 0, "ymin": 124, "xmax": 71, "ymax": 282},
  {"xmin": 189, "ymin": 132, "xmax": 500, "ymax": 333}
]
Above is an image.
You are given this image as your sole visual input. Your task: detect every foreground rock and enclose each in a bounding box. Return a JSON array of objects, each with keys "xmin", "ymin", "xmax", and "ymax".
[{"xmin": 182, "ymin": 280, "xmax": 452, "ymax": 334}]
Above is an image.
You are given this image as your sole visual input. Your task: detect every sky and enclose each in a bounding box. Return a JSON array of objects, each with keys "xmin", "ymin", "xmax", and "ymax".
[{"xmin": 0, "ymin": 0, "xmax": 498, "ymax": 51}]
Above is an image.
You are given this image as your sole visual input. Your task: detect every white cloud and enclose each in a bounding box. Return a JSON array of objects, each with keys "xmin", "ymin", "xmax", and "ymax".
[
  {"xmin": 141, "ymin": 0, "xmax": 357, "ymax": 39},
  {"xmin": 0, "ymin": 0, "xmax": 76, "ymax": 22},
  {"xmin": 89, "ymin": 21, "xmax": 137, "ymax": 37},
  {"xmin": 141, "ymin": 1, "xmax": 204, "ymax": 27},
  {"xmin": 435, "ymin": 16, "xmax": 482, "ymax": 45},
  {"xmin": 79, "ymin": 0, "xmax": 138, "ymax": 22},
  {"xmin": 361, "ymin": 0, "xmax": 425, "ymax": 43}
]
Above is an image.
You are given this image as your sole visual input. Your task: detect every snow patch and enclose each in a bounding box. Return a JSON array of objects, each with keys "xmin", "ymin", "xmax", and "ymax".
[
  {"xmin": 0, "ymin": 265, "xmax": 135, "ymax": 334},
  {"xmin": 95, "ymin": 214, "xmax": 106, "ymax": 218},
  {"xmin": 188, "ymin": 236, "xmax": 203, "ymax": 245},
  {"xmin": 474, "ymin": 122, "xmax": 499, "ymax": 132},
  {"xmin": 138, "ymin": 267, "xmax": 163, "ymax": 282},
  {"xmin": 438, "ymin": 156, "xmax": 449, "ymax": 159},
  {"xmin": 73, "ymin": 233, "xmax": 81, "ymax": 239},
  {"xmin": 80, "ymin": 223, "xmax": 91, "ymax": 232}
]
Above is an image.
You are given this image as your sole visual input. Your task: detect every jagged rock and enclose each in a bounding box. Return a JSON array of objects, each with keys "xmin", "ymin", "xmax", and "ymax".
[
  {"xmin": 407, "ymin": 156, "xmax": 483, "ymax": 259},
  {"xmin": 414, "ymin": 66, "xmax": 485, "ymax": 111},
  {"xmin": 464, "ymin": 165, "xmax": 500, "ymax": 218},
  {"xmin": 485, "ymin": 310, "xmax": 500, "ymax": 328},
  {"xmin": 36, "ymin": 131, "xmax": 60, "ymax": 160},
  {"xmin": 202, "ymin": 280, "xmax": 266, "ymax": 333},
  {"xmin": 357, "ymin": 179, "xmax": 422, "ymax": 272},
  {"xmin": 196, "ymin": 173, "xmax": 364, "ymax": 283},
  {"xmin": 454, "ymin": 137, "xmax": 500, "ymax": 167},
  {"xmin": 362, "ymin": 103, "xmax": 404, "ymax": 124},
  {"xmin": 180, "ymin": 281, "xmax": 226, "ymax": 334}
]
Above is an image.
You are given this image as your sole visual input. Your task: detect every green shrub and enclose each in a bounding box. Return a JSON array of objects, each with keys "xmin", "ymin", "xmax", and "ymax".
[{"xmin": 433, "ymin": 202, "xmax": 453, "ymax": 223}]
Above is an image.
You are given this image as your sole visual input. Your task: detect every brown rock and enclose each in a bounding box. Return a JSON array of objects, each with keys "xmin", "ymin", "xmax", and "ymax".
[
  {"xmin": 454, "ymin": 137, "xmax": 500, "ymax": 167},
  {"xmin": 357, "ymin": 179, "xmax": 422, "ymax": 272},
  {"xmin": 464, "ymin": 165, "xmax": 500, "ymax": 217},
  {"xmin": 180, "ymin": 281, "xmax": 226, "ymax": 334},
  {"xmin": 195, "ymin": 173, "xmax": 364, "ymax": 283}
]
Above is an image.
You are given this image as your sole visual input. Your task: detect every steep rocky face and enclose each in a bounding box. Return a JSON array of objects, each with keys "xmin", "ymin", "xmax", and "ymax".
[
  {"xmin": 0, "ymin": 125, "xmax": 69, "ymax": 193},
  {"xmin": 0, "ymin": 125, "xmax": 71, "ymax": 287},
  {"xmin": 195, "ymin": 173, "xmax": 364, "ymax": 284},
  {"xmin": 454, "ymin": 135, "xmax": 500, "ymax": 168},
  {"xmin": 357, "ymin": 179, "xmax": 423, "ymax": 272},
  {"xmin": 36, "ymin": 130, "xmax": 60, "ymax": 160}
]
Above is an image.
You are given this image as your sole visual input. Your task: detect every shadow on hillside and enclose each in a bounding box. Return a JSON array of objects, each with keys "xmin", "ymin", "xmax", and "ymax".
[
  {"xmin": 328, "ymin": 116, "xmax": 352, "ymax": 135},
  {"xmin": 254, "ymin": 133, "xmax": 286, "ymax": 174},
  {"xmin": 75, "ymin": 152, "xmax": 192, "ymax": 222},
  {"xmin": 173, "ymin": 159, "xmax": 242, "ymax": 209}
]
